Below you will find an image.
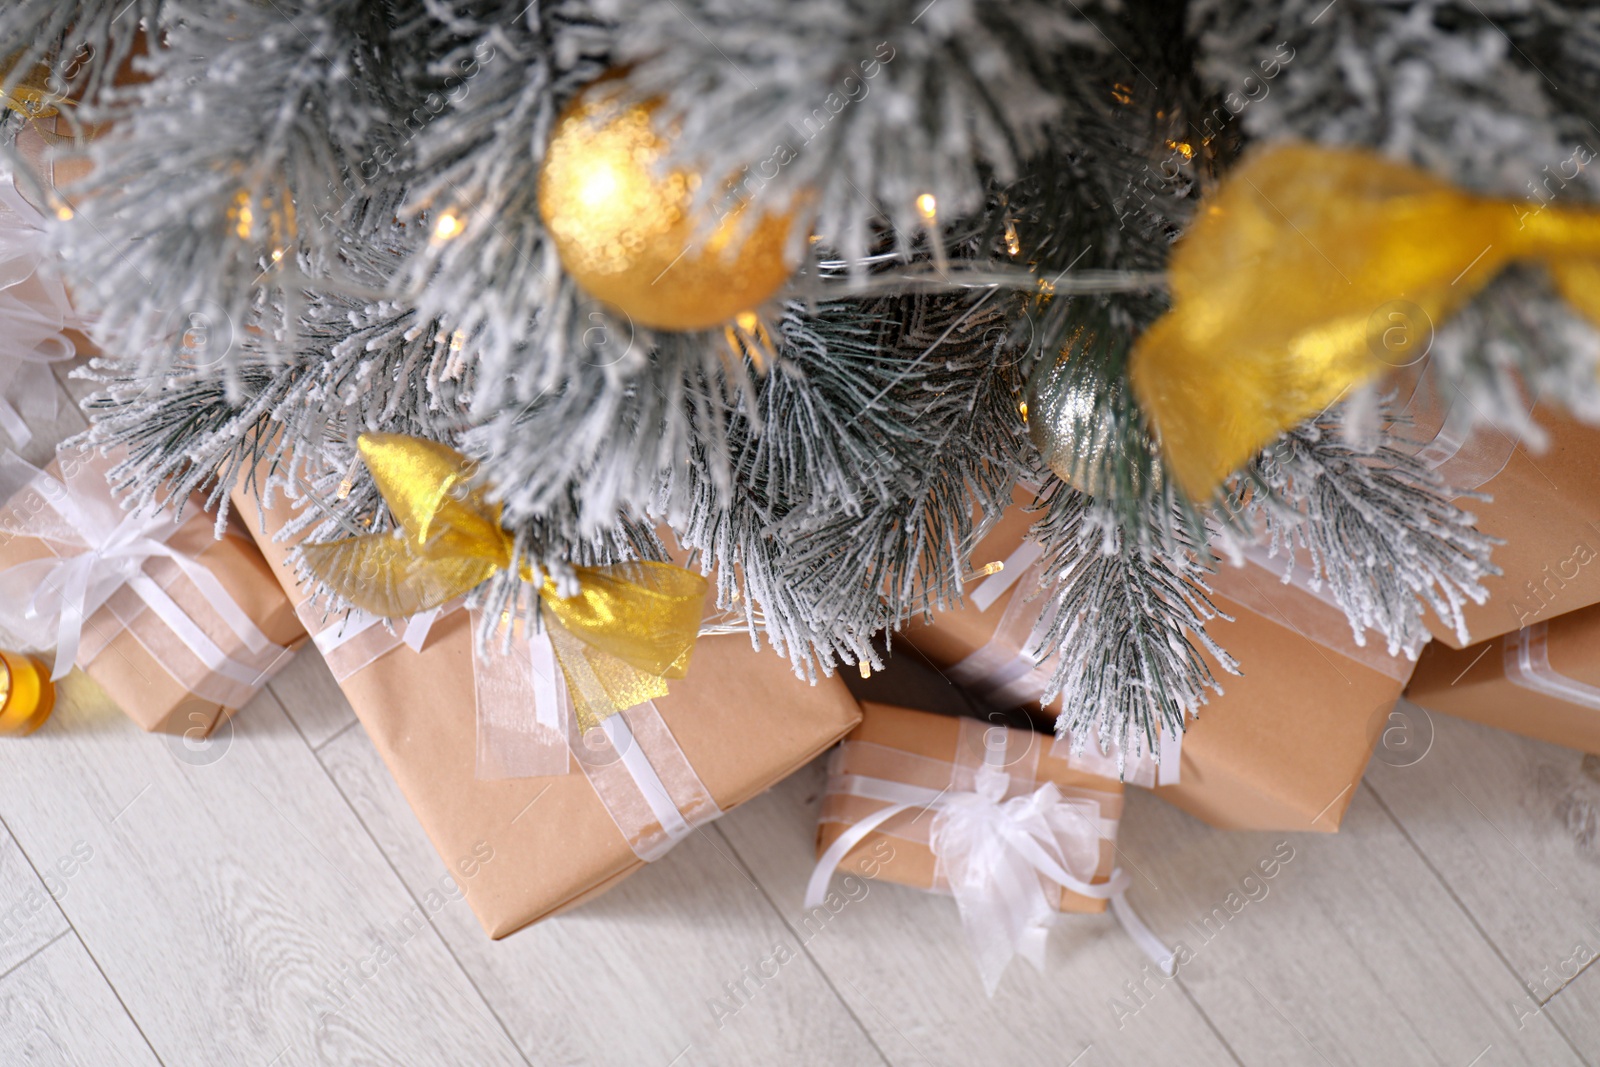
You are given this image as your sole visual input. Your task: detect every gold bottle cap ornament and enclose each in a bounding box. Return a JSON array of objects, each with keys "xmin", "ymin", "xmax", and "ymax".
[{"xmin": 0, "ymin": 650, "xmax": 55, "ymax": 737}]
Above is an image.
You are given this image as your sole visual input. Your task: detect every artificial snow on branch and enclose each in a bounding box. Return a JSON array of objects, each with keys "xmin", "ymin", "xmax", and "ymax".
[
  {"xmin": 1244, "ymin": 401, "xmax": 1501, "ymax": 656},
  {"xmin": 1029, "ymin": 477, "xmax": 1237, "ymax": 764}
]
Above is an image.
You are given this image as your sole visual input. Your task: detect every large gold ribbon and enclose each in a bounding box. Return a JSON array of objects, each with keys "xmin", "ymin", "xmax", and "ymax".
[
  {"xmin": 299, "ymin": 433, "xmax": 708, "ymax": 729},
  {"xmin": 1129, "ymin": 143, "xmax": 1600, "ymax": 501}
]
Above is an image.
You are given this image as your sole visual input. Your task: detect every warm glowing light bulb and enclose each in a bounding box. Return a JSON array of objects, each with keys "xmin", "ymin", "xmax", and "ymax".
[
  {"xmin": 916, "ymin": 193, "xmax": 938, "ymax": 221},
  {"xmin": 433, "ymin": 212, "xmax": 463, "ymax": 241},
  {"xmin": 1018, "ymin": 399, "xmax": 1029, "ymax": 422},
  {"xmin": 1004, "ymin": 219, "xmax": 1021, "ymax": 257},
  {"xmin": 233, "ymin": 193, "xmax": 255, "ymax": 240}
]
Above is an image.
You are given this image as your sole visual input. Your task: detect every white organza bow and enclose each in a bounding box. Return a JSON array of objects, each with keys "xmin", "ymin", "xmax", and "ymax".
[
  {"xmin": 930, "ymin": 766, "xmax": 1116, "ymax": 993},
  {"xmin": 807, "ymin": 762, "xmax": 1174, "ymax": 995},
  {"xmin": 0, "ymin": 173, "xmax": 74, "ymax": 447},
  {"xmin": 0, "ymin": 449, "xmax": 270, "ymax": 679}
]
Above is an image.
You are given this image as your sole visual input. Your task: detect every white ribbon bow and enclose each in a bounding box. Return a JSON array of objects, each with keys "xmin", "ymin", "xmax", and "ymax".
[
  {"xmin": 807, "ymin": 764, "xmax": 1174, "ymax": 995},
  {"xmin": 0, "ymin": 450, "xmax": 272, "ymax": 681},
  {"xmin": 933, "ymin": 766, "xmax": 1118, "ymax": 993},
  {"xmin": 0, "ymin": 171, "xmax": 74, "ymax": 448}
]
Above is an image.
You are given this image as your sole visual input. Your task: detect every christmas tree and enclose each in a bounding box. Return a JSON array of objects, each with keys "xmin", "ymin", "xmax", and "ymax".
[{"xmin": 6, "ymin": 0, "xmax": 1599, "ymax": 762}]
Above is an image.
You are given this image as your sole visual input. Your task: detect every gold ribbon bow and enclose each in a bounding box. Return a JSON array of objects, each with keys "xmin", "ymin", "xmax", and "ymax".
[
  {"xmin": 299, "ymin": 433, "xmax": 709, "ymax": 729},
  {"xmin": 1129, "ymin": 142, "xmax": 1600, "ymax": 501}
]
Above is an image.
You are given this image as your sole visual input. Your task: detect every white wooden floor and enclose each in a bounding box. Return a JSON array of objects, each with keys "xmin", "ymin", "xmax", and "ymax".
[{"xmin": 0, "ymin": 641, "xmax": 1596, "ymax": 1067}]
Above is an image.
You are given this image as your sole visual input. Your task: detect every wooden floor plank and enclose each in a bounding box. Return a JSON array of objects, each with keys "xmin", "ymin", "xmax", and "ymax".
[
  {"xmin": 0, "ymin": 934, "xmax": 161, "ymax": 1067},
  {"xmin": 317, "ymin": 723, "xmax": 887, "ymax": 1067},
  {"xmin": 1116, "ymin": 785, "xmax": 1584, "ymax": 1067},
  {"xmin": 1542, "ymin": 956, "xmax": 1600, "ymax": 1062},
  {"xmin": 715, "ymin": 760, "xmax": 1243, "ymax": 1067},
  {"xmin": 266, "ymin": 645, "xmax": 358, "ymax": 750},
  {"xmin": 0, "ymin": 672, "xmax": 527, "ymax": 1066},
  {"xmin": 1365, "ymin": 703, "xmax": 1600, "ymax": 1056},
  {"xmin": 0, "ymin": 820, "xmax": 72, "ymax": 977}
]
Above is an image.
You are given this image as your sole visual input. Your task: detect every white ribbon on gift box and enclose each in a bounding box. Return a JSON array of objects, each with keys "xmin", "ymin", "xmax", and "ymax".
[
  {"xmin": 307, "ymin": 598, "xmax": 583, "ymax": 780},
  {"xmin": 1209, "ymin": 541, "xmax": 1418, "ymax": 683},
  {"xmin": 1391, "ymin": 354, "xmax": 1527, "ymax": 492},
  {"xmin": 1502, "ymin": 622, "xmax": 1600, "ymax": 709},
  {"xmin": 0, "ymin": 449, "xmax": 291, "ymax": 701},
  {"xmin": 807, "ymin": 717, "xmax": 1173, "ymax": 995},
  {"xmin": 0, "ymin": 173, "xmax": 74, "ymax": 448},
  {"xmin": 300, "ymin": 592, "xmax": 722, "ymax": 860}
]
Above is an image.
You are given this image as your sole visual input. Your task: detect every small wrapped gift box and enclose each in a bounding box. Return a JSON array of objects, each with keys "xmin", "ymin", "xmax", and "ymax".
[
  {"xmin": 1406, "ymin": 605, "xmax": 1600, "ymax": 755},
  {"xmin": 232, "ymin": 478, "xmax": 863, "ymax": 937},
  {"xmin": 809, "ymin": 701, "xmax": 1169, "ymax": 993},
  {"xmin": 1395, "ymin": 359, "xmax": 1600, "ymax": 649},
  {"xmin": 1157, "ymin": 552, "xmax": 1415, "ymax": 832},
  {"xmin": 0, "ymin": 446, "xmax": 304, "ymax": 734}
]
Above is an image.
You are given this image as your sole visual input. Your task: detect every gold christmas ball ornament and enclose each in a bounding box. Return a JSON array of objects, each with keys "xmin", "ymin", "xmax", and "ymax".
[
  {"xmin": 538, "ymin": 81, "xmax": 797, "ymax": 332},
  {"xmin": 0, "ymin": 51, "xmax": 66, "ymax": 119}
]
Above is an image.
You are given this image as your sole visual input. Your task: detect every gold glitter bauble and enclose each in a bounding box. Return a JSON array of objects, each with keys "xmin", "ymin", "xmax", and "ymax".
[
  {"xmin": 0, "ymin": 52, "xmax": 65, "ymax": 119},
  {"xmin": 538, "ymin": 81, "xmax": 796, "ymax": 331}
]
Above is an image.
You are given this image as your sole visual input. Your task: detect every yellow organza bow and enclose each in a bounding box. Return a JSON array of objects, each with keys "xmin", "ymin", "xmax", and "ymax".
[
  {"xmin": 299, "ymin": 433, "xmax": 709, "ymax": 729},
  {"xmin": 1129, "ymin": 142, "xmax": 1600, "ymax": 501}
]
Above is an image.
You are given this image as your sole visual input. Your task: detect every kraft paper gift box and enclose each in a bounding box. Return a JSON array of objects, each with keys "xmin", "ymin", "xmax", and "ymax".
[
  {"xmin": 1155, "ymin": 552, "xmax": 1416, "ymax": 832},
  {"xmin": 231, "ymin": 477, "xmax": 863, "ymax": 937},
  {"xmin": 813, "ymin": 701, "xmax": 1122, "ymax": 913},
  {"xmin": 1394, "ymin": 359, "xmax": 1600, "ymax": 650},
  {"xmin": 898, "ymin": 485, "xmax": 1050, "ymax": 715},
  {"xmin": 809, "ymin": 701, "xmax": 1172, "ymax": 994},
  {"xmin": 1406, "ymin": 604, "xmax": 1600, "ymax": 755},
  {"xmin": 0, "ymin": 447, "xmax": 304, "ymax": 734}
]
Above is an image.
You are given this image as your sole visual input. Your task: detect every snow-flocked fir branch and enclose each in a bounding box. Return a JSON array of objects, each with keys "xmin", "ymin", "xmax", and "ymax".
[
  {"xmin": 0, "ymin": 1, "xmax": 160, "ymax": 107},
  {"xmin": 395, "ymin": 0, "xmax": 612, "ymax": 379},
  {"xmin": 77, "ymin": 218, "xmax": 470, "ymax": 523},
  {"xmin": 595, "ymin": 0, "xmax": 1109, "ymax": 272},
  {"xmin": 34, "ymin": 1, "xmax": 479, "ymax": 392},
  {"xmin": 1028, "ymin": 476, "xmax": 1238, "ymax": 763},
  {"xmin": 1189, "ymin": 0, "xmax": 1600, "ymax": 442},
  {"xmin": 1243, "ymin": 402, "xmax": 1502, "ymax": 657},
  {"xmin": 654, "ymin": 291, "xmax": 1032, "ymax": 676}
]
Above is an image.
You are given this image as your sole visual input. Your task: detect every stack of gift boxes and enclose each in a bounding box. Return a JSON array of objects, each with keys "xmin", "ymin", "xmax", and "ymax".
[
  {"xmin": 898, "ymin": 365, "xmax": 1600, "ymax": 852},
  {"xmin": 7, "ymin": 345, "xmax": 1600, "ymax": 992},
  {"xmin": 0, "ymin": 115, "xmax": 308, "ymax": 741}
]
